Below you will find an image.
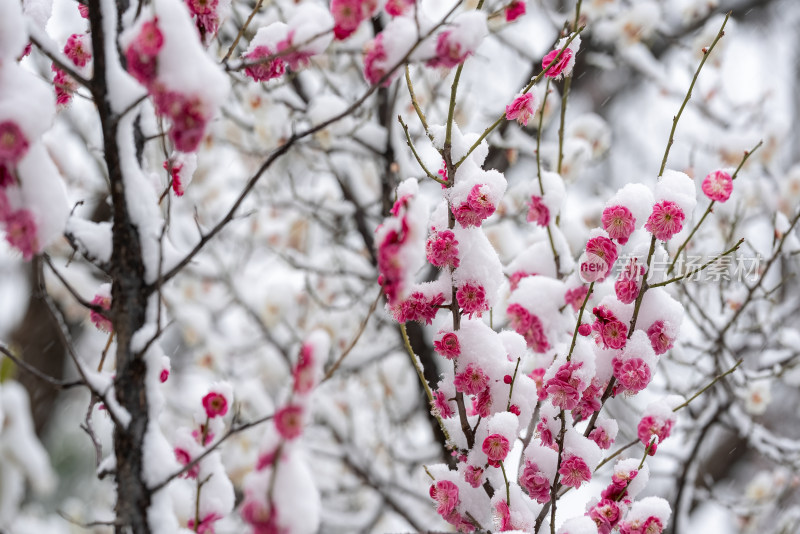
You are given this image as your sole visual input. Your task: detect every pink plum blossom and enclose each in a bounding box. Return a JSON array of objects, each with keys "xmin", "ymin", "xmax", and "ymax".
[
  {"xmin": 454, "ymin": 184, "xmax": 497, "ymax": 228},
  {"xmin": 363, "ymin": 33, "xmax": 391, "ymax": 86},
  {"xmin": 174, "ymin": 447, "xmax": 200, "ymax": 479},
  {"xmin": 542, "ymin": 47, "xmax": 573, "ymax": 79},
  {"xmin": 243, "ymin": 46, "xmax": 285, "ymax": 82},
  {"xmin": 588, "ymin": 498, "xmax": 621, "ymax": 534},
  {"xmin": 602, "ymin": 205, "xmax": 636, "ymax": 245},
  {"xmin": 647, "ymin": 320, "xmax": 674, "ymax": 355},
  {"xmin": 506, "ymin": 92, "xmax": 536, "ymax": 126},
  {"xmin": 645, "ymin": 200, "xmax": 685, "ymax": 241},
  {"xmin": 292, "ymin": 342, "xmax": 317, "ymax": 394},
  {"xmin": 559, "ymin": 454, "xmax": 591, "ymax": 489},
  {"xmin": 426, "ymin": 229, "xmax": 460, "ymax": 269},
  {"xmin": 202, "ymin": 390, "xmax": 229, "ymax": 418},
  {"xmin": 591, "ymin": 306, "xmax": 628, "ymax": 350},
  {"xmin": 613, "ymin": 358, "xmax": 651, "ymax": 394},
  {"xmin": 565, "ymin": 285, "xmax": 589, "ymax": 312},
  {"xmin": 125, "ymin": 19, "xmax": 163, "ymax": 87},
  {"xmin": 505, "ymin": 1, "xmax": 526, "ymax": 22},
  {"xmin": 432, "ymin": 390, "xmax": 454, "ymax": 418},
  {"xmin": 64, "ymin": 33, "xmax": 92, "ymax": 68},
  {"xmin": 429, "ymin": 480, "xmax": 460, "ymax": 517},
  {"xmin": 453, "ymin": 363, "xmax": 489, "ymax": 395},
  {"xmin": 433, "ymin": 331, "xmax": 460, "ymax": 359},
  {"xmin": 391, "ymin": 291, "xmax": 445, "ymax": 324},
  {"xmin": 508, "ymin": 271, "xmax": 533, "ymax": 291},
  {"xmin": 0, "ymin": 122, "xmax": 29, "ymax": 166},
  {"xmin": 90, "ymin": 294, "xmax": 113, "ymax": 333},
  {"xmin": 188, "ymin": 513, "xmax": 222, "ymax": 534},
  {"xmin": 544, "ymin": 361, "xmax": 583, "ymax": 410},
  {"xmin": 464, "ymin": 465, "xmax": 484, "ymax": 488},
  {"xmin": 702, "ymin": 170, "xmax": 733, "ymax": 202},
  {"xmin": 274, "ymin": 404, "xmax": 304, "ymax": 440},
  {"xmin": 526, "ymin": 195, "xmax": 550, "ymax": 226},
  {"xmin": 53, "ymin": 66, "xmax": 77, "ymax": 107},
  {"xmin": 428, "ymin": 31, "xmax": 470, "ymax": 69},
  {"xmin": 3, "ymin": 209, "xmax": 39, "ymax": 260},
  {"xmin": 589, "ymin": 426, "xmax": 613, "ymax": 450},
  {"xmin": 637, "ymin": 414, "xmax": 674, "ymax": 454},
  {"xmin": 520, "ymin": 461, "xmax": 551, "ymax": 503},
  {"xmin": 472, "ymin": 387, "xmax": 493, "ymax": 418},
  {"xmin": 385, "ymin": 0, "xmax": 414, "ymax": 16},
  {"xmin": 482, "ymin": 433, "xmax": 510, "ymax": 463},
  {"xmin": 615, "ymin": 259, "xmax": 643, "ymax": 304},
  {"xmin": 331, "ymin": 0, "xmax": 376, "ymax": 40},
  {"xmin": 507, "ymin": 303, "xmax": 550, "ymax": 352},
  {"xmin": 456, "ymin": 282, "xmax": 487, "ymax": 318}
]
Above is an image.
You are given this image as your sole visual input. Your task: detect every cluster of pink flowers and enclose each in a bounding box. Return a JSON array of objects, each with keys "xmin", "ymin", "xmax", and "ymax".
[
  {"xmin": 507, "ymin": 302, "xmax": 550, "ymax": 352},
  {"xmin": 575, "ymin": 381, "xmax": 603, "ymax": 421},
  {"xmin": 637, "ymin": 414, "xmax": 674, "ymax": 455},
  {"xmin": 152, "ymin": 89, "xmax": 210, "ymax": 153},
  {"xmin": 50, "ymin": 33, "xmax": 92, "ymax": 107},
  {"xmin": 391, "ymin": 290, "xmax": 445, "ymax": 324},
  {"xmin": 243, "ymin": 46, "xmax": 285, "ymax": 82},
  {"xmin": 125, "ymin": 19, "xmax": 163, "ymax": 87},
  {"xmin": 126, "ymin": 19, "xmax": 211, "ymax": 152},
  {"xmin": 0, "ymin": 121, "xmax": 39, "ymax": 259},
  {"xmin": 612, "ymin": 357, "xmax": 650, "ymax": 395},
  {"xmin": 377, "ymin": 194, "xmax": 413, "ymax": 305},
  {"xmin": 171, "ymin": 384, "xmax": 232, "ymax": 489},
  {"xmin": 591, "ymin": 305, "xmax": 628, "ymax": 350},
  {"xmin": 520, "ymin": 460, "xmax": 551, "ymax": 503},
  {"xmin": 453, "ymin": 184, "xmax": 498, "ymax": 228},
  {"xmin": 542, "ymin": 360, "xmax": 585, "ymax": 410},
  {"xmin": 331, "ymin": 0, "xmax": 377, "ymax": 40},
  {"xmin": 426, "ymin": 229, "xmax": 460, "ymax": 269},
  {"xmin": 185, "ymin": 0, "xmax": 223, "ymax": 42},
  {"xmin": 589, "ymin": 498, "xmax": 622, "ymax": 534},
  {"xmin": 363, "ymin": 33, "xmax": 391, "ymax": 86},
  {"xmin": 64, "ymin": 33, "xmax": 92, "ymax": 68},
  {"xmin": 243, "ymin": 334, "xmax": 327, "ymax": 532},
  {"xmin": 429, "ymin": 480, "xmax": 475, "ymax": 531},
  {"xmin": 1, "ymin": 206, "xmax": 39, "ymax": 260}
]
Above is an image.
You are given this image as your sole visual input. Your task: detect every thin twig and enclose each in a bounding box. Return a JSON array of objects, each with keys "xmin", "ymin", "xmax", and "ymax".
[
  {"xmin": 0, "ymin": 344, "xmax": 83, "ymax": 390},
  {"xmin": 658, "ymin": 13, "xmax": 730, "ymax": 177},
  {"xmin": 322, "ymin": 287, "xmax": 383, "ymax": 382}
]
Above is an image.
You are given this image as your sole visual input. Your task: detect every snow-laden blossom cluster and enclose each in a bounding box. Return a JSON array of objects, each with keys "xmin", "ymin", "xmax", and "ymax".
[{"xmin": 0, "ymin": 0, "xmax": 67, "ymax": 259}]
